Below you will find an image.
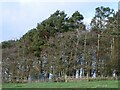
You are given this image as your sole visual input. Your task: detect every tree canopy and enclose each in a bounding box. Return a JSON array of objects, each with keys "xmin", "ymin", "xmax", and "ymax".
[{"xmin": 2, "ymin": 7, "xmax": 119, "ymax": 83}]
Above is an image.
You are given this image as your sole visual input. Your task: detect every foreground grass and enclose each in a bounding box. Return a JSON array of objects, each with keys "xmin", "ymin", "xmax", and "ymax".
[{"xmin": 2, "ymin": 80, "xmax": 118, "ymax": 88}]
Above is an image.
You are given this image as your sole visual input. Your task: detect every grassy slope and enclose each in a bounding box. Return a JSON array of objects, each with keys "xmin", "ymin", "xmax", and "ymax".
[{"xmin": 2, "ymin": 80, "xmax": 118, "ymax": 88}]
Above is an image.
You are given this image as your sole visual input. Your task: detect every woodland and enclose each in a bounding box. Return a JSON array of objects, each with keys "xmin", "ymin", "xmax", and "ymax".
[{"xmin": 1, "ymin": 6, "xmax": 120, "ymax": 83}]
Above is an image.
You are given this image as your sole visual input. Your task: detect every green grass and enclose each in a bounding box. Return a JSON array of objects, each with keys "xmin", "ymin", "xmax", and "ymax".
[{"xmin": 2, "ymin": 80, "xmax": 118, "ymax": 88}]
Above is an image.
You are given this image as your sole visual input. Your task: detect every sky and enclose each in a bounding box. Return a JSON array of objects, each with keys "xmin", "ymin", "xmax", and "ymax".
[{"xmin": 0, "ymin": 0, "xmax": 119, "ymax": 42}]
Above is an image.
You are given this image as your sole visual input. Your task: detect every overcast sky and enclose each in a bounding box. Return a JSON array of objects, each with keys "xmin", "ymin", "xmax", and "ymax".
[{"xmin": 0, "ymin": 0, "xmax": 119, "ymax": 42}]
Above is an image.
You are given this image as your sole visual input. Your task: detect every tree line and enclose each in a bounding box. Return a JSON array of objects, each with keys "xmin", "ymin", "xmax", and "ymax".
[{"xmin": 1, "ymin": 6, "xmax": 119, "ymax": 83}]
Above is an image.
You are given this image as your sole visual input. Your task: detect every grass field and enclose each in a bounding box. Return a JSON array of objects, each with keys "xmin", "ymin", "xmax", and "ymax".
[{"xmin": 2, "ymin": 80, "xmax": 119, "ymax": 88}]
